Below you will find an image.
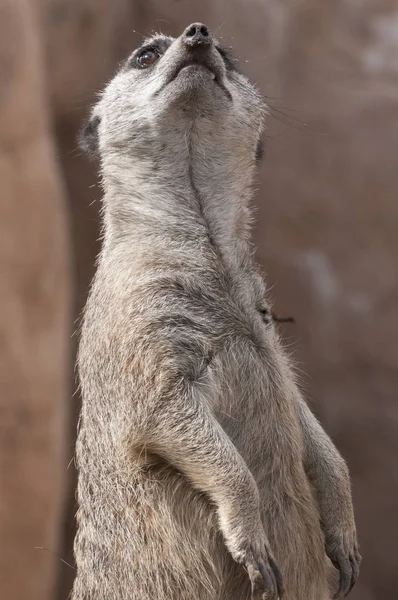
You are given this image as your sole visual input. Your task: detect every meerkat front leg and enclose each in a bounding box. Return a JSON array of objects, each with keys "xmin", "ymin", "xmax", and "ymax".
[
  {"xmin": 255, "ymin": 291, "xmax": 360, "ymax": 596},
  {"xmin": 145, "ymin": 387, "xmax": 284, "ymax": 600},
  {"xmin": 293, "ymin": 394, "xmax": 361, "ymax": 598}
]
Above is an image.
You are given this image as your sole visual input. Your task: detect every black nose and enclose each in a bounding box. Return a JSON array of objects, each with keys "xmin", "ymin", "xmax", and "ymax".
[{"xmin": 183, "ymin": 23, "xmax": 212, "ymax": 47}]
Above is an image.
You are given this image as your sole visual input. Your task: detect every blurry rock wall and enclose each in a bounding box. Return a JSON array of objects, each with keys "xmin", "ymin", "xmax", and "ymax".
[{"xmin": 0, "ymin": 1, "xmax": 396, "ymax": 600}]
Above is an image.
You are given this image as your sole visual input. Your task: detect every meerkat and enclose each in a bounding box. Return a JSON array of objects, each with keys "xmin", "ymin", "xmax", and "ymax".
[{"xmin": 74, "ymin": 23, "xmax": 361, "ymax": 600}]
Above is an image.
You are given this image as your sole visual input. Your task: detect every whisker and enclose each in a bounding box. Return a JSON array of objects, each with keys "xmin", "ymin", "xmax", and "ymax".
[{"xmin": 34, "ymin": 547, "xmax": 76, "ymax": 570}]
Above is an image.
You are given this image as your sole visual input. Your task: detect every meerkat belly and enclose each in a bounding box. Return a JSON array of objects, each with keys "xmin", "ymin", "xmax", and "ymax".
[
  {"xmin": 211, "ymin": 341, "xmax": 300, "ymax": 472},
  {"xmin": 211, "ymin": 339, "xmax": 328, "ymax": 596}
]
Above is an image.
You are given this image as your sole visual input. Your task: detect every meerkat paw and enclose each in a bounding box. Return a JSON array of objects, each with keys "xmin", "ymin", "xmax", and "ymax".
[
  {"xmin": 325, "ymin": 529, "xmax": 362, "ymax": 598},
  {"xmin": 233, "ymin": 539, "xmax": 284, "ymax": 600}
]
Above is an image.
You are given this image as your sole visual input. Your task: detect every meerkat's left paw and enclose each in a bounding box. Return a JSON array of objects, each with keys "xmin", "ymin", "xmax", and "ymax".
[
  {"xmin": 325, "ymin": 532, "xmax": 362, "ymax": 598},
  {"xmin": 246, "ymin": 552, "xmax": 284, "ymax": 600}
]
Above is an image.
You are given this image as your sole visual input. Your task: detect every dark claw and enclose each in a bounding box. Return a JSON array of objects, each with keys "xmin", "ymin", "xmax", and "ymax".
[
  {"xmin": 329, "ymin": 542, "xmax": 361, "ymax": 599},
  {"xmin": 346, "ymin": 555, "xmax": 358, "ymax": 596},
  {"xmin": 332, "ymin": 553, "xmax": 354, "ymax": 599},
  {"xmin": 268, "ymin": 555, "xmax": 285, "ymax": 598},
  {"xmin": 248, "ymin": 558, "xmax": 282, "ymax": 600},
  {"xmin": 259, "ymin": 562, "xmax": 278, "ymax": 599}
]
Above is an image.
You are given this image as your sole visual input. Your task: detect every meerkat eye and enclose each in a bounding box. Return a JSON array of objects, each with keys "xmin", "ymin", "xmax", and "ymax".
[{"xmin": 135, "ymin": 48, "xmax": 160, "ymax": 69}]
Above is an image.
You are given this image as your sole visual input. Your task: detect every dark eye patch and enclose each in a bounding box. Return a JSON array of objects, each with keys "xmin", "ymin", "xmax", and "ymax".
[
  {"xmin": 216, "ymin": 45, "xmax": 239, "ymax": 71},
  {"xmin": 125, "ymin": 36, "xmax": 173, "ymax": 70},
  {"xmin": 127, "ymin": 44, "xmax": 161, "ymax": 69},
  {"xmin": 134, "ymin": 47, "xmax": 160, "ymax": 69}
]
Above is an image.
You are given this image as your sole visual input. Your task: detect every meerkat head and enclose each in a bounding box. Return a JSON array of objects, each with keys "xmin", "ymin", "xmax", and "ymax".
[{"xmin": 80, "ymin": 23, "xmax": 266, "ymax": 171}]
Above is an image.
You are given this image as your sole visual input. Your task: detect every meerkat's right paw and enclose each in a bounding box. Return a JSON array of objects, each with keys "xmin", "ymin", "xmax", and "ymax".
[
  {"xmin": 234, "ymin": 540, "xmax": 284, "ymax": 600},
  {"xmin": 325, "ymin": 532, "xmax": 361, "ymax": 598}
]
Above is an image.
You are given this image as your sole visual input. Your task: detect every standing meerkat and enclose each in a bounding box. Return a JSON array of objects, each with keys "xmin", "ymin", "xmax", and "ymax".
[{"xmin": 74, "ymin": 23, "xmax": 361, "ymax": 600}]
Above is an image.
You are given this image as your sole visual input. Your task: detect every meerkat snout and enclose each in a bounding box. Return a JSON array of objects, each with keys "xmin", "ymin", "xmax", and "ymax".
[{"xmin": 182, "ymin": 22, "xmax": 211, "ymax": 47}]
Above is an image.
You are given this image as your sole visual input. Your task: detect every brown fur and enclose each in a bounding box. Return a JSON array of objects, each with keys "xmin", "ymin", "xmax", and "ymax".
[{"xmin": 73, "ymin": 23, "xmax": 360, "ymax": 600}]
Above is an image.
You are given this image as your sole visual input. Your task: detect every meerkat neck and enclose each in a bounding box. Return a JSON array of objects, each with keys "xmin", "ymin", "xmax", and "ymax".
[{"xmin": 101, "ymin": 123, "xmax": 256, "ymax": 266}]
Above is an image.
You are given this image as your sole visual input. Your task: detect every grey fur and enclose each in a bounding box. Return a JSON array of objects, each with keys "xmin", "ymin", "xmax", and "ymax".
[{"xmin": 73, "ymin": 24, "xmax": 360, "ymax": 600}]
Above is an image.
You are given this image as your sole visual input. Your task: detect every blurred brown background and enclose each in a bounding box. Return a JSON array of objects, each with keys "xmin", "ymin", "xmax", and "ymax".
[{"xmin": 1, "ymin": 1, "xmax": 397, "ymax": 599}]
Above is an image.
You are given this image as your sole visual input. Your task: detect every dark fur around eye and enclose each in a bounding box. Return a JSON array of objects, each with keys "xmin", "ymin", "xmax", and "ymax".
[
  {"xmin": 136, "ymin": 48, "xmax": 160, "ymax": 69},
  {"xmin": 127, "ymin": 45, "xmax": 162, "ymax": 70}
]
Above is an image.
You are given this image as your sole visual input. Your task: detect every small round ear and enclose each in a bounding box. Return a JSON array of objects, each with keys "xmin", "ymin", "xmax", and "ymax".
[{"xmin": 78, "ymin": 115, "xmax": 101, "ymax": 157}]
